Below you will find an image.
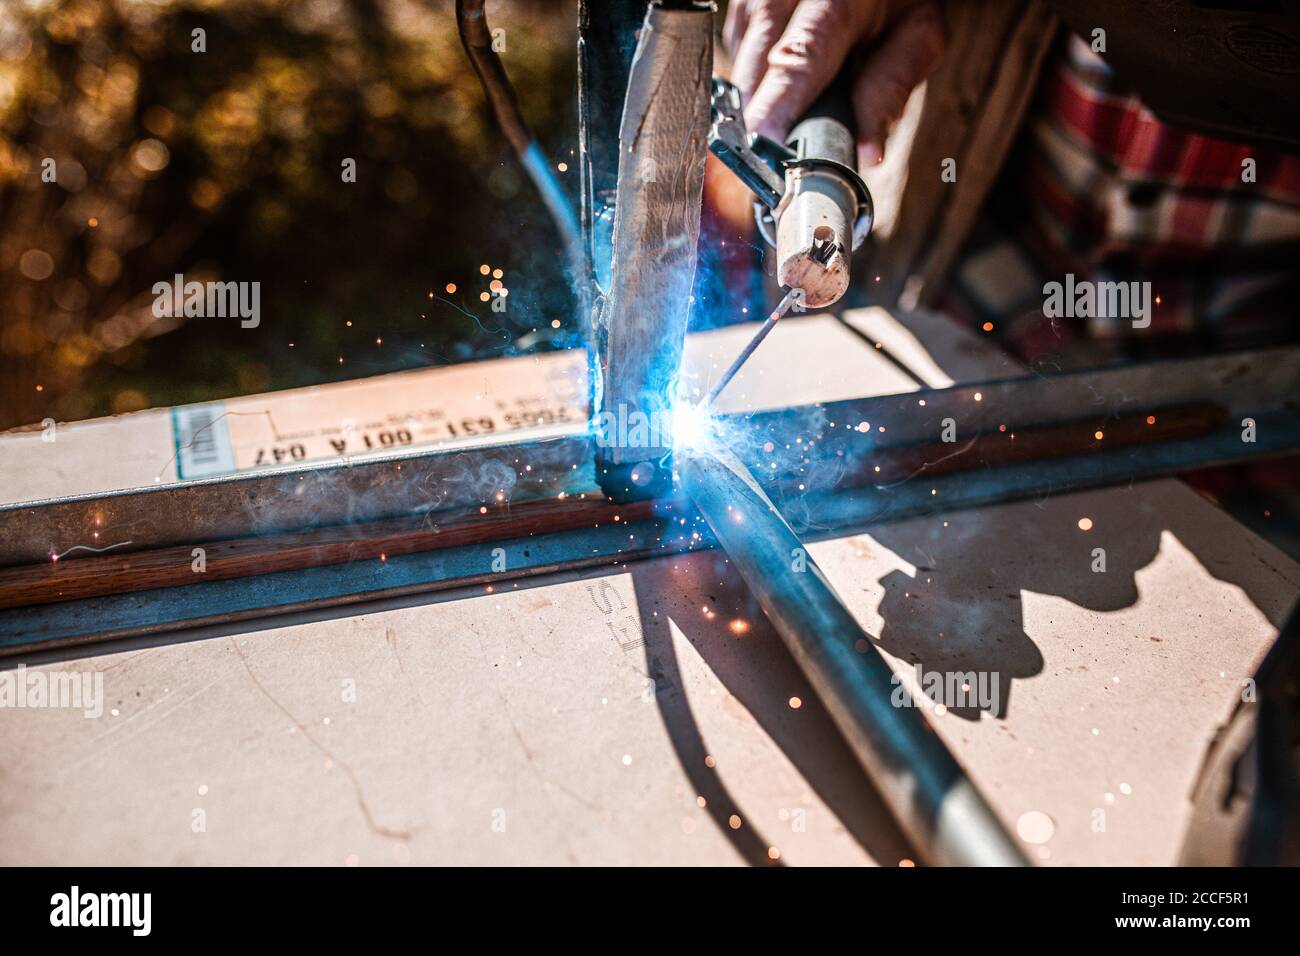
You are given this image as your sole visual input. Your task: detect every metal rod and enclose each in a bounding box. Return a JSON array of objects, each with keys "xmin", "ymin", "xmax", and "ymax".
[
  {"xmin": 679, "ymin": 446, "xmax": 1029, "ymax": 866},
  {"xmin": 705, "ymin": 287, "xmax": 799, "ymax": 405}
]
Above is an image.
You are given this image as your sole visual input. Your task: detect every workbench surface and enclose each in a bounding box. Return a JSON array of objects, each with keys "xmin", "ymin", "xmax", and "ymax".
[{"xmin": 1, "ymin": 309, "xmax": 1294, "ymax": 865}]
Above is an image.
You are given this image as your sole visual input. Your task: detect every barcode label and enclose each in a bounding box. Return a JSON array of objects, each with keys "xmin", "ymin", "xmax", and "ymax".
[{"xmin": 173, "ymin": 402, "xmax": 236, "ymax": 479}]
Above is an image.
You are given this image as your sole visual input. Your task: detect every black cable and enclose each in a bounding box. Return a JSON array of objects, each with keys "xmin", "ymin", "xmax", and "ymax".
[{"xmin": 455, "ymin": 0, "xmax": 583, "ymax": 281}]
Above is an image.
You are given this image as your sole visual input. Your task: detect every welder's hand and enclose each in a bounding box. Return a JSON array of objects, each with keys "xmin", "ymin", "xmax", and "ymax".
[{"xmin": 725, "ymin": 0, "xmax": 944, "ymax": 169}]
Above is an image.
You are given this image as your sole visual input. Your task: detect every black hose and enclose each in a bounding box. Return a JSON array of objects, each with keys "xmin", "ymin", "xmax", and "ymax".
[{"xmin": 455, "ymin": 0, "xmax": 583, "ymax": 280}]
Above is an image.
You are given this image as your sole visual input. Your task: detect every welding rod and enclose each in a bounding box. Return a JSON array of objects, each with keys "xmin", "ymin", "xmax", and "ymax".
[
  {"xmin": 705, "ymin": 287, "xmax": 799, "ymax": 406},
  {"xmin": 679, "ymin": 447, "xmax": 1029, "ymax": 866}
]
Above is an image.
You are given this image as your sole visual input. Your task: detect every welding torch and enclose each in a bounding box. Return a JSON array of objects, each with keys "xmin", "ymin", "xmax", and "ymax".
[{"xmin": 706, "ymin": 71, "xmax": 874, "ymax": 404}]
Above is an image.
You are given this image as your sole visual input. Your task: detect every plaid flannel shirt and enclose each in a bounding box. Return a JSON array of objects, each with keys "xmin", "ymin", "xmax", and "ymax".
[{"xmin": 943, "ymin": 33, "xmax": 1300, "ymax": 363}]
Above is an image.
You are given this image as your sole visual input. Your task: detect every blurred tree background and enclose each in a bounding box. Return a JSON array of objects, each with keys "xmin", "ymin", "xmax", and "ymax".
[{"xmin": 0, "ymin": 0, "xmax": 579, "ymax": 429}]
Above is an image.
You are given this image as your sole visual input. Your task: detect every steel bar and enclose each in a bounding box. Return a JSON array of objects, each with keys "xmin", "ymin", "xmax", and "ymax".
[
  {"xmin": 747, "ymin": 345, "xmax": 1300, "ymax": 493},
  {"xmin": 679, "ymin": 446, "xmax": 1029, "ymax": 866},
  {"xmin": 0, "ymin": 495, "xmax": 659, "ymax": 611},
  {"xmin": 4, "ymin": 345, "xmax": 1293, "ymax": 568},
  {"xmin": 594, "ymin": 0, "xmax": 711, "ymax": 496},
  {"xmin": 3, "ymin": 407, "xmax": 1299, "ymax": 655},
  {"xmin": 0, "ymin": 517, "xmax": 687, "ymax": 657},
  {"xmin": 0, "ymin": 401, "xmax": 1228, "ymax": 612},
  {"xmin": 0, "ymin": 431, "xmax": 592, "ymax": 569}
]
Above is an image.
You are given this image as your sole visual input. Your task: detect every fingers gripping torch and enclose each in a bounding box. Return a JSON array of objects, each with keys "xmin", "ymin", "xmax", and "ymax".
[{"xmin": 705, "ymin": 74, "xmax": 874, "ymax": 404}]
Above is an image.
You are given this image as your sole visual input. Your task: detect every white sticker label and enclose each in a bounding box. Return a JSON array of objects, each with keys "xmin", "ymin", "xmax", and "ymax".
[{"xmin": 173, "ymin": 402, "xmax": 236, "ymax": 479}]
